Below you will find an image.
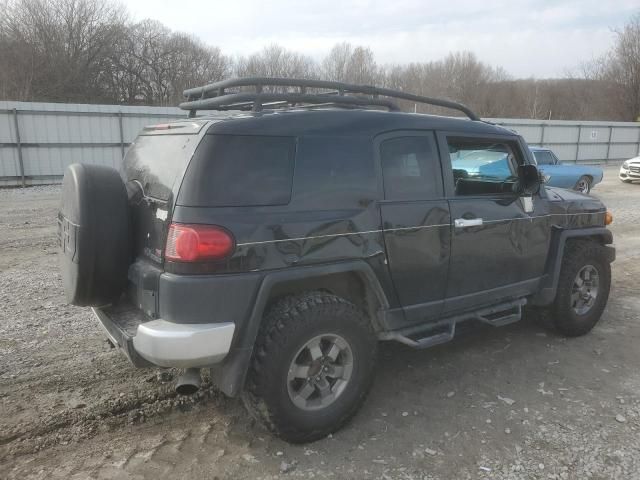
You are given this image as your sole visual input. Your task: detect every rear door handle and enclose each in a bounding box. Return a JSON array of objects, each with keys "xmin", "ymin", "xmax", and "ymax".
[{"xmin": 454, "ymin": 218, "xmax": 483, "ymax": 228}]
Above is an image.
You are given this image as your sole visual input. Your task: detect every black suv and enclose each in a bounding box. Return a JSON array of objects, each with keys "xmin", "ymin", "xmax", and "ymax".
[{"xmin": 58, "ymin": 78, "xmax": 615, "ymax": 443}]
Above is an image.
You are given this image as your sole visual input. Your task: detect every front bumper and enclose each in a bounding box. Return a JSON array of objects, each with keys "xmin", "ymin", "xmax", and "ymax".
[
  {"xmin": 619, "ymin": 166, "xmax": 640, "ymax": 180},
  {"xmin": 93, "ymin": 303, "xmax": 234, "ymax": 368}
]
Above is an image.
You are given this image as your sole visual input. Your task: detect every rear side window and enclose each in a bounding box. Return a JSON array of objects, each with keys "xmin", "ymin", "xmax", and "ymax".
[
  {"xmin": 178, "ymin": 134, "xmax": 295, "ymax": 207},
  {"xmin": 293, "ymin": 136, "xmax": 376, "ymax": 204},
  {"xmin": 380, "ymin": 135, "xmax": 441, "ymax": 200},
  {"xmin": 533, "ymin": 150, "xmax": 555, "ymax": 165}
]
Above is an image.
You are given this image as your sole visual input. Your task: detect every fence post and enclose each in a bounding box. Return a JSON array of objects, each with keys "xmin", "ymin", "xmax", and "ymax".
[
  {"xmin": 12, "ymin": 108, "xmax": 26, "ymax": 187},
  {"xmin": 118, "ymin": 111, "xmax": 125, "ymax": 160},
  {"xmin": 540, "ymin": 124, "xmax": 545, "ymax": 147},
  {"xmin": 575, "ymin": 125, "xmax": 582, "ymax": 163},
  {"xmin": 605, "ymin": 126, "xmax": 613, "ymax": 164}
]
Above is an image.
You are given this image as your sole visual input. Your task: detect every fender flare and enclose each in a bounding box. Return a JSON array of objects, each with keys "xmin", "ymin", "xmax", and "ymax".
[
  {"xmin": 209, "ymin": 261, "xmax": 389, "ymax": 396},
  {"xmin": 531, "ymin": 226, "xmax": 614, "ymax": 306}
]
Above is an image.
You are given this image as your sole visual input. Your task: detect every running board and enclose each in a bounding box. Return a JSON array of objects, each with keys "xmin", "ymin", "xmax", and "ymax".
[{"xmin": 379, "ymin": 299, "xmax": 526, "ymax": 349}]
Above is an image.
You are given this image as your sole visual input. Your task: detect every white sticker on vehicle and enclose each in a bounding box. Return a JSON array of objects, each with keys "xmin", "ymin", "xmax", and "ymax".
[{"xmin": 155, "ymin": 209, "xmax": 168, "ymax": 221}]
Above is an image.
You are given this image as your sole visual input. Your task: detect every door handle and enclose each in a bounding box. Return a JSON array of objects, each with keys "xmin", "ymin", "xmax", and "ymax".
[{"xmin": 454, "ymin": 218, "xmax": 483, "ymax": 228}]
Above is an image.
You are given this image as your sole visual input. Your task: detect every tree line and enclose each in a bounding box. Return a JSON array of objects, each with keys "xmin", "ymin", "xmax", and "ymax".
[{"xmin": 1, "ymin": 0, "xmax": 638, "ymax": 121}]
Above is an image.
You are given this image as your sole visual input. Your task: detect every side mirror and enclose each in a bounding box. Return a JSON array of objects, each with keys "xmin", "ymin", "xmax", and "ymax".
[{"xmin": 517, "ymin": 164, "xmax": 541, "ymax": 194}]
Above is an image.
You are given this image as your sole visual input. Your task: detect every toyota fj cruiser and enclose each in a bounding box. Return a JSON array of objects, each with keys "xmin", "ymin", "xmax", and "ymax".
[{"xmin": 58, "ymin": 78, "xmax": 615, "ymax": 443}]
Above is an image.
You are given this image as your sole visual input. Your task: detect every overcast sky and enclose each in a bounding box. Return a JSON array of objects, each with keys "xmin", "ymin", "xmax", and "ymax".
[{"xmin": 127, "ymin": 0, "xmax": 638, "ymax": 78}]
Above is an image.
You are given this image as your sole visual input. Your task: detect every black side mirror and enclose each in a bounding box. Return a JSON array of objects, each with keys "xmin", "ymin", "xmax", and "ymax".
[{"xmin": 517, "ymin": 164, "xmax": 541, "ymax": 194}]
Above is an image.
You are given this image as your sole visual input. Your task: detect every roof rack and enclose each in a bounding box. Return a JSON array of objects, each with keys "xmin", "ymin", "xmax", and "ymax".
[{"xmin": 180, "ymin": 77, "xmax": 480, "ymax": 121}]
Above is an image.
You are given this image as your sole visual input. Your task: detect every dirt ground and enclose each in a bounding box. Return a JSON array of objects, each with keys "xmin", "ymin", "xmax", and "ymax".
[{"xmin": 1, "ymin": 166, "xmax": 640, "ymax": 479}]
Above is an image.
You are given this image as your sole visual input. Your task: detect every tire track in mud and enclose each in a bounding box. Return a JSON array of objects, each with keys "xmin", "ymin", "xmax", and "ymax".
[{"xmin": 0, "ymin": 379, "xmax": 223, "ymax": 458}]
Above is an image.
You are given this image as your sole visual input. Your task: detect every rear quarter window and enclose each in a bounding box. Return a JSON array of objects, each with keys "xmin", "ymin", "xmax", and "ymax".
[
  {"xmin": 293, "ymin": 136, "xmax": 376, "ymax": 205},
  {"xmin": 178, "ymin": 134, "xmax": 296, "ymax": 207}
]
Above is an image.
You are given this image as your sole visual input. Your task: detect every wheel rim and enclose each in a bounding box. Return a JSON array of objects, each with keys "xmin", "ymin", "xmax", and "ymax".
[
  {"xmin": 576, "ymin": 179, "xmax": 590, "ymax": 194},
  {"xmin": 286, "ymin": 333, "xmax": 354, "ymax": 411},
  {"xmin": 571, "ymin": 265, "xmax": 600, "ymax": 315}
]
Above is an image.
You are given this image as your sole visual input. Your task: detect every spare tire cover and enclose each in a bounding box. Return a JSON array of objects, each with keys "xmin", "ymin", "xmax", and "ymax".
[{"xmin": 58, "ymin": 164, "xmax": 131, "ymax": 306}]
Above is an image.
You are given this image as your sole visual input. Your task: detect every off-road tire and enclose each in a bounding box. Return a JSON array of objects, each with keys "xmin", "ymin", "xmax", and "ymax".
[
  {"xmin": 545, "ymin": 240, "xmax": 611, "ymax": 337},
  {"xmin": 58, "ymin": 163, "xmax": 131, "ymax": 306},
  {"xmin": 243, "ymin": 291, "xmax": 377, "ymax": 443}
]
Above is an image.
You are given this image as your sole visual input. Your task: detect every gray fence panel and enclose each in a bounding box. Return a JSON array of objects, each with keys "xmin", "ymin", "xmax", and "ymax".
[
  {"xmin": 491, "ymin": 118, "xmax": 640, "ymax": 163},
  {"xmin": 1, "ymin": 103, "xmax": 639, "ymax": 186},
  {"xmin": 0, "ymin": 101, "xmax": 184, "ymax": 186},
  {"xmin": 611, "ymin": 127, "xmax": 639, "ymax": 143}
]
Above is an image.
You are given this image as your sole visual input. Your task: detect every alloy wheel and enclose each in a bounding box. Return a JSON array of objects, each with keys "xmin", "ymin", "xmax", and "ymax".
[
  {"xmin": 286, "ymin": 334, "xmax": 354, "ymax": 411},
  {"xmin": 571, "ymin": 265, "xmax": 600, "ymax": 315}
]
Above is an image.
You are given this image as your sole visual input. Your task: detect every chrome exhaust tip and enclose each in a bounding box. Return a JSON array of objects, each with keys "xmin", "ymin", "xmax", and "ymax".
[{"xmin": 175, "ymin": 368, "xmax": 201, "ymax": 395}]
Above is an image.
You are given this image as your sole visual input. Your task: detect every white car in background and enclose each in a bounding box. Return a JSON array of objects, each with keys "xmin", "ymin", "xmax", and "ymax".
[{"xmin": 620, "ymin": 156, "xmax": 640, "ymax": 183}]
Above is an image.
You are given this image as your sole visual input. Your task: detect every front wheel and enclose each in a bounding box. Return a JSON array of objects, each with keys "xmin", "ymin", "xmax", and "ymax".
[
  {"xmin": 574, "ymin": 176, "xmax": 592, "ymax": 194},
  {"xmin": 244, "ymin": 292, "xmax": 377, "ymax": 443},
  {"xmin": 543, "ymin": 240, "xmax": 611, "ymax": 337}
]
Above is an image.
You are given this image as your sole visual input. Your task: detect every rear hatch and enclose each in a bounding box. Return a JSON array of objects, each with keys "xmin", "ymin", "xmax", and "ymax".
[
  {"xmin": 122, "ymin": 120, "xmax": 207, "ymax": 263},
  {"xmin": 120, "ymin": 120, "xmax": 207, "ymax": 315}
]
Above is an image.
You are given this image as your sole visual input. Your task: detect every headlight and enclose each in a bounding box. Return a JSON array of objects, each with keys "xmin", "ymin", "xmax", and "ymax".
[{"xmin": 623, "ymin": 161, "xmax": 630, "ymax": 169}]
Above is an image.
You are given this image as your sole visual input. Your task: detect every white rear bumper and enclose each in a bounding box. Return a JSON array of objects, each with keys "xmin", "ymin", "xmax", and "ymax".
[{"xmin": 132, "ymin": 320, "xmax": 235, "ymax": 368}]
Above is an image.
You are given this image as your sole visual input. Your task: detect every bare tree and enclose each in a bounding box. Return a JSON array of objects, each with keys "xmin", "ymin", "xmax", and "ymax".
[
  {"xmin": 322, "ymin": 43, "xmax": 380, "ymax": 84},
  {"xmin": 0, "ymin": 0, "xmax": 127, "ymax": 102},
  {"xmin": 0, "ymin": 0, "xmax": 636, "ymax": 121},
  {"xmin": 235, "ymin": 44, "xmax": 317, "ymax": 83},
  {"xmin": 583, "ymin": 13, "xmax": 640, "ymax": 121}
]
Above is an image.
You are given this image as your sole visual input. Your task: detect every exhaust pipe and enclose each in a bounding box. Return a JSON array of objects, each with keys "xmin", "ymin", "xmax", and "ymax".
[{"xmin": 175, "ymin": 368, "xmax": 201, "ymax": 395}]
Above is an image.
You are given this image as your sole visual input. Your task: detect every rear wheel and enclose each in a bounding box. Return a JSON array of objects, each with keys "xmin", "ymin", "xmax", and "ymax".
[
  {"xmin": 244, "ymin": 291, "xmax": 377, "ymax": 443},
  {"xmin": 542, "ymin": 240, "xmax": 611, "ymax": 337},
  {"xmin": 574, "ymin": 176, "xmax": 592, "ymax": 194}
]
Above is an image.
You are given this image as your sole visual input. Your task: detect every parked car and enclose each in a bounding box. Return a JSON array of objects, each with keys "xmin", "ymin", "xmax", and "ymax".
[
  {"xmin": 58, "ymin": 78, "xmax": 615, "ymax": 443},
  {"xmin": 619, "ymin": 156, "xmax": 640, "ymax": 183},
  {"xmin": 529, "ymin": 147, "xmax": 603, "ymax": 194}
]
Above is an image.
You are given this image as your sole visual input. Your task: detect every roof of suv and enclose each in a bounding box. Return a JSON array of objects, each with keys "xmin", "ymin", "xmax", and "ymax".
[{"xmin": 196, "ymin": 109, "xmax": 515, "ymax": 138}]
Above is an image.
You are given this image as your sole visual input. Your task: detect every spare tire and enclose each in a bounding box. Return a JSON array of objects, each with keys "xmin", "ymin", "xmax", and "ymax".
[{"xmin": 58, "ymin": 164, "xmax": 131, "ymax": 306}]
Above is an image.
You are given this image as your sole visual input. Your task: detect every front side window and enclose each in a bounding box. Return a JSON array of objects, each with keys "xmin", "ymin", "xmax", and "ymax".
[
  {"xmin": 533, "ymin": 150, "xmax": 555, "ymax": 165},
  {"xmin": 380, "ymin": 135, "xmax": 440, "ymax": 201},
  {"xmin": 447, "ymin": 138, "xmax": 520, "ymax": 196}
]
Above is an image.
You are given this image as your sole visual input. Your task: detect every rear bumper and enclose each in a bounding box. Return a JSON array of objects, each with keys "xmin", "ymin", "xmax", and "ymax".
[
  {"xmin": 133, "ymin": 319, "xmax": 234, "ymax": 367},
  {"xmin": 92, "ymin": 304, "xmax": 235, "ymax": 368}
]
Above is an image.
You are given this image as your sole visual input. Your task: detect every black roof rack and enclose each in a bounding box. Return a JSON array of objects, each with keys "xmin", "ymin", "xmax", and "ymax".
[{"xmin": 180, "ymin": 77, "xmax": 480, "ymax": 121}]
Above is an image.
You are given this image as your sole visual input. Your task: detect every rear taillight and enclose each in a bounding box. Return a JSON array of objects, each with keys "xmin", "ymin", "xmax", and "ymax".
[{"xmin": 165, "ymin": 223, "xmax": 235, "ymax": 262}]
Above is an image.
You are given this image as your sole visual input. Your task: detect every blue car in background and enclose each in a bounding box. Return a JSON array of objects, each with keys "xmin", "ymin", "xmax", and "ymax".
[{"xmin": 529, "ymin": 147, "xmax": 603, "ymax": 194}]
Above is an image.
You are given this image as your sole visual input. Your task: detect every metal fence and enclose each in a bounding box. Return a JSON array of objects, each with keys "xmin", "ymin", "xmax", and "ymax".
[
  {"xmin": 491, "ymin": 118, "xmax": 640, "ymax": 166},
  {"xmin": 1, "ymin": 101, "xmax": 639, "ymax": 186},
  {"xmin": 0, "ymin": 101, "xmax": 183, "ymax": 186},
  {"xmin": 491, "ymin": 118, "xmax": 640, "ymax": 164}
]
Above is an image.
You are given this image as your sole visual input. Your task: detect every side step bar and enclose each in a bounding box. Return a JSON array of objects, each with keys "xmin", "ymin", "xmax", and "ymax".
[{"xmin": 379, "ymin": 299, "xmax": 526, "ymax": 349}]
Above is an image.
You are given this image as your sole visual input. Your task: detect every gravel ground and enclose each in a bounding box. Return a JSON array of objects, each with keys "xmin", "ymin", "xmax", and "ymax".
[{"xmin": 1, "ymin": 167, "xmax": 640, "ymax": 479}]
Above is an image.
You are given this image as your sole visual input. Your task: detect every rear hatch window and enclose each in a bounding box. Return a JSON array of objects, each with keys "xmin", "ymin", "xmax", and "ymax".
[
  {"xmin": 177, "ymin": 134, "xmax": 296, "ymax": 207},
  {"xmin": 123, "ymin": 134, "xmax": 199, "ymax": 201},
  {"xmin": 121, "ymin": 122, "xmax": 204, "ymax": 268}
]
